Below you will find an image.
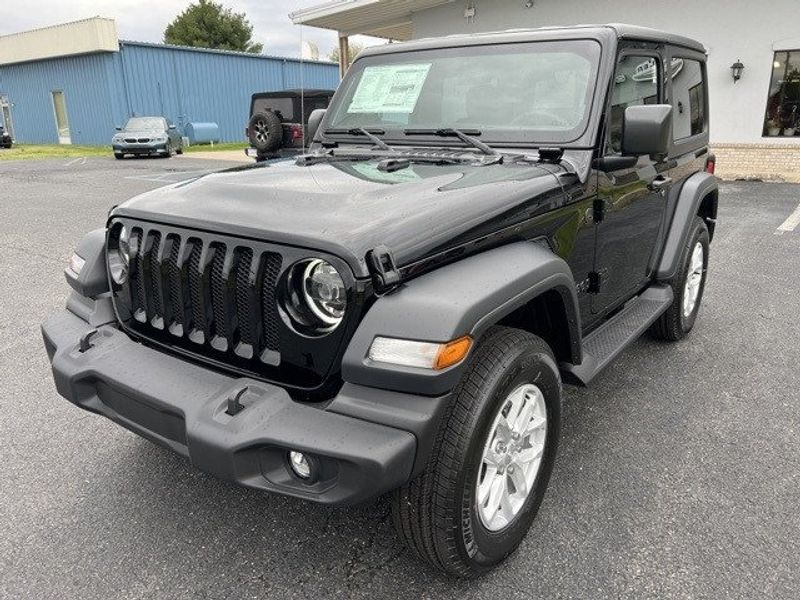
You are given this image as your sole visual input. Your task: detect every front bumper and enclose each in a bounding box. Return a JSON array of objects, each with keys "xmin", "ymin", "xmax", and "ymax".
[
  {"xmin": 113, "ymin": 142, "xmax": 167, "ymax": 154},
  {"xmin": 43, "ymin": 307, "xmax": 448, "ymax": 505}
]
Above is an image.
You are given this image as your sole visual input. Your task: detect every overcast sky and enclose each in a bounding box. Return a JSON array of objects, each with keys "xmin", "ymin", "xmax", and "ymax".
[{"xmin": 0, "ymin": 0, "xmax": 381, "ymax": 60}]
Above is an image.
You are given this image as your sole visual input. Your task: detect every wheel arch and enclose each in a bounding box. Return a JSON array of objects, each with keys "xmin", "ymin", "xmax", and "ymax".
[
  {"xmin": 341, "ymin": 242, "xmax": 582, "ymax": 396},
  {"xmin": 657, "ymin": 171, "xmax": 718, "ymax": 280}
]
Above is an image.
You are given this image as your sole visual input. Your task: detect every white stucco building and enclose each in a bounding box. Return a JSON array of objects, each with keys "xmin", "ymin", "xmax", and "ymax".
[{"xmin": 292, "ymin": 0, "xmax": 800, "ymax": 181}]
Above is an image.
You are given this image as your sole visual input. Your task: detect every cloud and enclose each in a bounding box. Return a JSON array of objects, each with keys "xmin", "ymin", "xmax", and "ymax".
[{"xmin": 0, "ymin": 0, "xmax": 382, "ymax": 59}]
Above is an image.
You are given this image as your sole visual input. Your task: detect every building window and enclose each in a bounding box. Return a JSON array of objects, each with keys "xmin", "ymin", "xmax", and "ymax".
[
  {"xmin": 765, "ymin": 51, "xmax": 800, "ymax": 137},
  {"xmin": 607, "ymin": 55, "xmax": 660, "ymax": 154},
  {"xmin": 671, "ymin": 59, "xmax": 705, "ymax": 140}
]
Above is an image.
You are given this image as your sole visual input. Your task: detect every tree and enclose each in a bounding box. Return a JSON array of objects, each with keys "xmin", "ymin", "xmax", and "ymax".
[
  {"xmin": 328, "ymin": 41, "xmax": 365, "ymax": 66},
  {"xmin": 164, "ymin": 0, "xmax": 263, "ymax": 54}
]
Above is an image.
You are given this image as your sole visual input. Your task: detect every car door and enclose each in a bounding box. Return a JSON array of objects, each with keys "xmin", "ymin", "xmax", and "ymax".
[
  {"xmin": 591, "ymin": 48, "xmax": 673, "ymax": 316},
  {"xmin": 166, "ymin": 120, "xmax": 180, "ymax": 147}
]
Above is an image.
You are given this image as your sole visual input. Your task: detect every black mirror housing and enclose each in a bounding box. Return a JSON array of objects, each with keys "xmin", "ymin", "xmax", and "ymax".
[
  {"xmin": 306, "ymin": 109, "xmax": 326, "ymax": 145},
  {"xmin": 622, "ymin": 105, "xmax": 672, "ymax": 157}
]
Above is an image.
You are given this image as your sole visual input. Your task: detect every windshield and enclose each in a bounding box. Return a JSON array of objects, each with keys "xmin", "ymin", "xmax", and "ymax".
[
  {"xmin": 124, "ymin": 117, "xmax": 166, "ymax": 131},
  {"xmin": 327, "ymin": 40, "xmax": 601, "ymax": 146}
]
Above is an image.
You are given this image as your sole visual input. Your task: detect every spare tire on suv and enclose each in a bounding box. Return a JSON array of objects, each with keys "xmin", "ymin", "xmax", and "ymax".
[{"xmin": 248, "ymin": 111, "xmax": 283, "ymax": 154}]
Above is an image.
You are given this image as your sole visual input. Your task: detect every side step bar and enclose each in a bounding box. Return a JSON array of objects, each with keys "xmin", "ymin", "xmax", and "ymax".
[{"xmin": 561, "ymin": 284, "xmax": 673, "ymax": 386}]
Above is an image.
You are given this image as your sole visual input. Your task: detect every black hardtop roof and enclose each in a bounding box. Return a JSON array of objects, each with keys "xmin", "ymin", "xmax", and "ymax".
[
  {"xmin": 359, "ymin": 23, "xmax": 706, "ymax": 57},
  {"xmin": 251, "ymin": 88, "xmax": 335, "ymax": 99}
]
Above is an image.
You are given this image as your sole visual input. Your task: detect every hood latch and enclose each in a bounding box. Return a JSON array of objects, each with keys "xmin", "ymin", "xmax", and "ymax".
[{"xmin": 367, "ymin": 245, "xmax": 401, "ymax": 293}]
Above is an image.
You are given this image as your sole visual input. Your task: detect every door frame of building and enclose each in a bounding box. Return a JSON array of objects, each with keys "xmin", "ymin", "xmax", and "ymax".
[
  {"xmin": 50, "ymin": 89, "xmax": 72, "ymax": 144},
  {"xmin": 0, "ymin": 95, "xmax": 13, "ymax": 140}
]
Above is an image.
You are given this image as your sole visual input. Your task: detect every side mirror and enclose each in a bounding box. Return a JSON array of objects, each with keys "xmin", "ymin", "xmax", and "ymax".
[
  {"xmin": 168, "ymin": 124, "xmax": 177, "ymax": 130},
  {"xmin": 115, "ymin": 126, "xmax": 122, "ymax": 131},
  {"xmin": 306, "ymin": 109, "xmax": 326, "ymax": 145},
  {"xmin": 622, "ymin": 104, "xmax": 672, "ymax": 157}
]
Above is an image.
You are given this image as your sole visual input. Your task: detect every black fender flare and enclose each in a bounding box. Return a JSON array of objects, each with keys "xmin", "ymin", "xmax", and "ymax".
[
  {"xmin": 657, "ymin": 172, "xmax": 718, "ymax": 280},
  {"xmin": 341, "ymin": 241, "xmax": 582, "ymax": 396}
]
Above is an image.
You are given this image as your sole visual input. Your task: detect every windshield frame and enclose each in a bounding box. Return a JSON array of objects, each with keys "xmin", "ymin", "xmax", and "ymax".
[{"xmin": 322, "ymin": 38, "xmax": 605, "ymax": 149}]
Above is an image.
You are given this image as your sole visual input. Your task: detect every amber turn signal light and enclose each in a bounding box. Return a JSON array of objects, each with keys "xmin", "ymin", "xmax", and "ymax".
[{"xmin": 434, "ymin": 336, "xmax": 472, "ymax": 370}]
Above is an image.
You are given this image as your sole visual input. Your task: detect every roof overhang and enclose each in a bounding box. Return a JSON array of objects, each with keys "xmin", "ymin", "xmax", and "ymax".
[
  {"xmin": 0, "ymin": 17, "xmax": 118, "ymax": 66},
  {"xmin": 290, "ymin": 0, "xmax": 455, "ymax": 40}
]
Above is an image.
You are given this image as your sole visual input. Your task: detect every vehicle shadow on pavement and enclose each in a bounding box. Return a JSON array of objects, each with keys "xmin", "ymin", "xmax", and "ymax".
[{"xmin": 61, "ymin": 376, "xmax": 628, "ymax": 600}]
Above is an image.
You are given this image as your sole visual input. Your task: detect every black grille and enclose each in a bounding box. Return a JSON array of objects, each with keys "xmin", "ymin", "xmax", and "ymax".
[{"xmin": 120, "ymin": 226, "xmax": 283, "ymax": 367}]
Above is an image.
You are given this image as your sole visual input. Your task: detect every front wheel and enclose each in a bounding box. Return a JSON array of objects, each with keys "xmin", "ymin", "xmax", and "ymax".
[
  {"xmin": 391, "ymin": 326, "xmax": 561, "ymax": 578},
  {"xmin": 650, "ymin": 216, "xmax": 710, "ymax": 341}
]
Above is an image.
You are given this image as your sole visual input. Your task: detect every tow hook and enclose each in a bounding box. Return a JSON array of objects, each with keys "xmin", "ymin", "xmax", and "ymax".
[
  {"xmin": 78, "ymin": 329, "xmax": 98, "ymax": 353},
  {"xmin": 226, "ymin": 386, "xmax": 248, "ymax": 416}
]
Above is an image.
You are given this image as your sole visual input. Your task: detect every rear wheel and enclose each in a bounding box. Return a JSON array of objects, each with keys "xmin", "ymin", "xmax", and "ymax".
[
  {"xmin": 650, "ymin": 216, "xmax": 709, "ymax": 340},
  {"xmin": 391, "ymin": 326, "xmax": 561, "ymax": 578},
  {"xmin": 175, "ymin": 142, "xmax": 183, "ymax": 155}
]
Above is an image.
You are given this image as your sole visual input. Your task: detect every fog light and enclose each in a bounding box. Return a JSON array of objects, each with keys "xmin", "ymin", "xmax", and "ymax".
[{"xmin": 288, "ymin": 451, "xmax": 312, "ymax": 479}]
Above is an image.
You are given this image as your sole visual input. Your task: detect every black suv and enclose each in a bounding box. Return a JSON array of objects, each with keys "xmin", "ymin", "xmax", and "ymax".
[
  {"xmin": 1, "ymin": 125, "xmax": 11, "ymax": 149},
  {"xmin": 44, "ymin": 25, "xmax": 717, "ymax": 577},
  {"xmin": 246, "ymin": 89, "xmax": 334, "ymax": 160}
]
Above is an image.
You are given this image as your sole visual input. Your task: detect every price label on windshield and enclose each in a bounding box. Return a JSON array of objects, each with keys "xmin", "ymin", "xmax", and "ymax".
[{"xmin": 347, "ymin": 63, "xmax": 432, "ymax": 114}]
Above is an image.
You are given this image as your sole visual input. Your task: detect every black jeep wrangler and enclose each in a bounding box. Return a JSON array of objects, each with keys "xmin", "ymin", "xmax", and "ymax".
[
  {"xmin": 246, "ymin": 89, "xmax": 334, "ymax": 161},
  {"xmin": 44, "ymin": 25, "xmax": 717, "ymax": 577}
]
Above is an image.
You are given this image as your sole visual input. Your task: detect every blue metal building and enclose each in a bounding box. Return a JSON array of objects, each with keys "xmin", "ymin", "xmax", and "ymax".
[{"xmin": 0, "ymin": 29, "xmax": 339, "ymax": 145}]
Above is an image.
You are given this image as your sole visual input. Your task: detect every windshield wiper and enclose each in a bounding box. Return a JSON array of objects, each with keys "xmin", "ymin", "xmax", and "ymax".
[
  {"xmin": 403, "ymin": 128, "xmax": 499, "ymax": 157},
  {"xmin": 323, "ymin": 127, "xmax": 393, "ymax": 151}
]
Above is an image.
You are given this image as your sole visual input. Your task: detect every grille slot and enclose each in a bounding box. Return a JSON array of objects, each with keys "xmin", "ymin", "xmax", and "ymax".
[
  {"xmin": 235, "ymin": 248, "xmax": 255, "ymax": 346},
  {"xmin": 261, "ymin": 254, "xmax": 282, "ymax": 353}
]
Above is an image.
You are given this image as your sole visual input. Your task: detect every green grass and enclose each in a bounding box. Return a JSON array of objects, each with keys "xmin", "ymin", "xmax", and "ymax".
[
  {"xmin": 183, "ymin": 142, "xmax": 248, "ymax": 153},
  {"xmin": 0, "ymin": 144, "xmax": 110, "ymax": 161},
  {"xmin": 0, "ymin": 141, "xmax": 249, "ymax": 161}
]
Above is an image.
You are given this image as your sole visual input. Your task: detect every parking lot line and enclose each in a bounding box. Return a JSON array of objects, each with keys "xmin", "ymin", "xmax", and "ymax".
[{"xmin": 776, "ymin": 201, "xmax": 800, "ymax": 234}]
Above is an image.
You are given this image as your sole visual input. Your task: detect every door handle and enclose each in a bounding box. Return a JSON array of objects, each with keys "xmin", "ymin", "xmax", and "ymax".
[{"xmin": 648, "ymin": 176, "xmax": 673, "ymax": 192}]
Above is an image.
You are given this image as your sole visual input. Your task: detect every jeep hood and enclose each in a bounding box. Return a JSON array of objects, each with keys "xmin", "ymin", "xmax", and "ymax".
[{"xmin": 112, "ymin": 157, "xmax": 570, "ymax": 278}]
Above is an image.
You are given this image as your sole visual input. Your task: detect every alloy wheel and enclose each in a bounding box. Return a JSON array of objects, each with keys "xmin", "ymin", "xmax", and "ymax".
[
  {"xmin": 683, "ymin": 241, "xmax": 704, "ymax": 317},
  {"xmin": 476, "ymin": 383, "xmax": 548, "ymax": 531}
]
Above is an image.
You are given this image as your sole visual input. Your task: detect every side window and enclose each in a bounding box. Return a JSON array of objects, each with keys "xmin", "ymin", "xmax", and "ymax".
[
  {"xmin": 607, "ymin": 55, "xmax": 660, "ymax": 153},
  {"xmin": 671, "ymin": 58, "xmax": 706, "ymax": 139}
]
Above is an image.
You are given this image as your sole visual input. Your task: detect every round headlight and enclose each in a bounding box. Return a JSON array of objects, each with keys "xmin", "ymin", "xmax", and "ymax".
[
  {"xmin": 283, "ymin": 258, "xmax": 347, "ymax": 334},
  {"xmin": 303, "ymin": 259, "xmax": 346, "ymax": 324},
  {"xmin": 108, "ymin": 225, "xmax": 130, "ymax": 285}
]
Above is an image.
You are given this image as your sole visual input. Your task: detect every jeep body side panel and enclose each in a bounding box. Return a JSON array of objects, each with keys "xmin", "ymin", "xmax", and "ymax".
[{"xmin": 342, "ymin": 242, "xmax": 581, "ymax": 396}]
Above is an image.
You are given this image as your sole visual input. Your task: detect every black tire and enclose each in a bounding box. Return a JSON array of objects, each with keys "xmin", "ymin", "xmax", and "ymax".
[
  {"xmin": 163, "ymin": 141, "xmax": 172, "ymax": 158},
  {"xmin": 114, "ymin": 152, "xmax": 124, "ymax": 160},
  {"xmin": 391, "ymin": 326, "xmax": 561, "ymax": 578},
  {"xmin": 248, "ymin": 111, "xmax": 283, "ymax": 153},
  {"xmin": 175, "ymin": 143, "xmax": 183, "ymax": 155},
  {"xmin": 650, "ymin": 216, "xmax": 710, "ymax": 341}
]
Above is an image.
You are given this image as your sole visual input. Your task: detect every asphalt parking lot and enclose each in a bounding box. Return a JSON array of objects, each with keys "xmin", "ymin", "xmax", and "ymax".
[{"xmin": 1, "ymin": 156, "xmax": 799, "ymax": 599}]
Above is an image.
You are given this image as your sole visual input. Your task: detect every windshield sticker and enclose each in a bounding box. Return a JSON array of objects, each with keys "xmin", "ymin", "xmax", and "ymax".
[{"xmin": 347, "ymin": 63, "xmax": 432, "ymax": 114}]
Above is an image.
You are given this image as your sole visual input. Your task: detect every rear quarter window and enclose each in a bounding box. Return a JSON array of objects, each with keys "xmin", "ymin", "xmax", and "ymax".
[
  {"xmin": 252, "ymin": 97, "xmax": 296, "ymax": 122},
  {"xmin": 671, "ymin": 58, "xmax": 706, "ymax": 139}
]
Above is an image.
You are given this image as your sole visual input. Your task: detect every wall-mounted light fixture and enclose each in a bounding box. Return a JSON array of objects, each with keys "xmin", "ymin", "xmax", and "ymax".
[{"xmin": 730, "ymin": 60, "xmax": 744, "ymax": 83}]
